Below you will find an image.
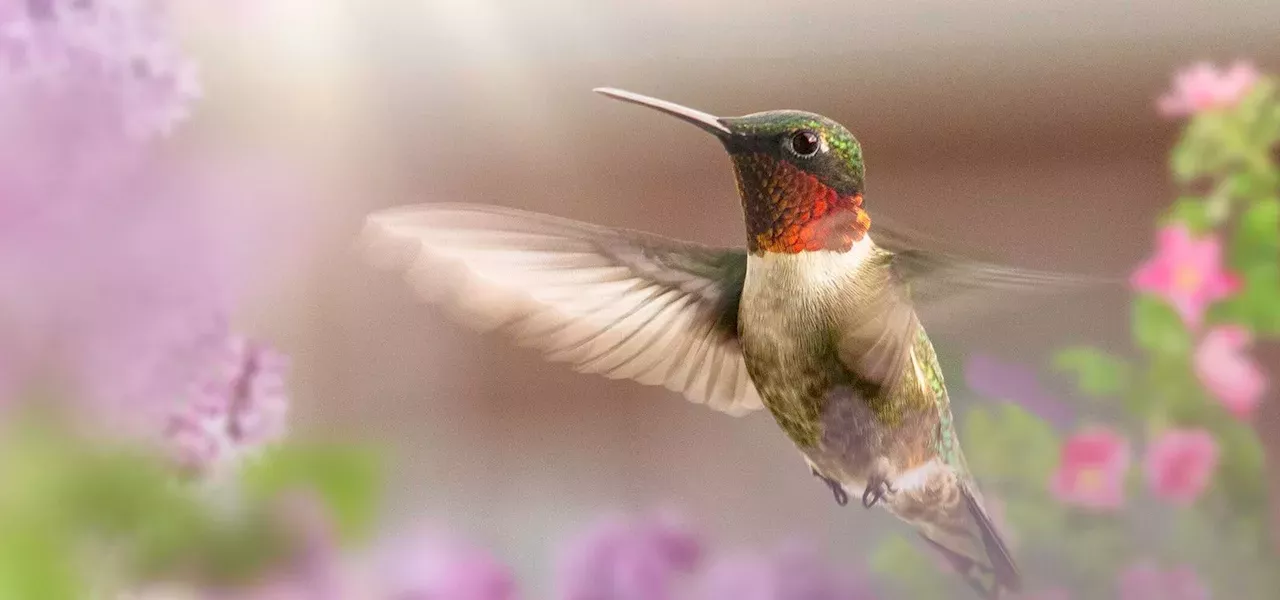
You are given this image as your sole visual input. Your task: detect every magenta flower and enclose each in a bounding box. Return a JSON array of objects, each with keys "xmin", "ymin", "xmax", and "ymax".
[
  {"xmin": 1143, "ymin": 428, "xmax": 1219, "ymax": 505},
  {"xmin": 1194, "ymin": 326, "xmax": 1268, "ymax": 419},
  {"xmin": 698, "ymin": 542, "xmax": 877, "ymax": 600},
  {"xmin": 377, "ymin": 526, "xmax": 517, "ymax": 600},
  {"xmin": 1049, "ymin": 427, "xmax": 1131, "ymax": 510},
  {"xmin": 1131, "ymin": 225, "xmax": 1239, "ymax": 329},
  {"xmin": 1118, "ymin": 561, "xmax": 1210, "ymax": 600},
  {"xmin": 555, "ymin": 511, "xmax": 702, "ymax": 600},
  {"xmin": 1158, "ymin": 61, "xmax": 1260, "ymax": 117}
]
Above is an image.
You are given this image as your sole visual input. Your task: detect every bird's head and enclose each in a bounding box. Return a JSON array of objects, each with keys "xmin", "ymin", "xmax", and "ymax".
[{"xmin": 596, "ymin": 88, "xmax": 870, "ymax": 254}]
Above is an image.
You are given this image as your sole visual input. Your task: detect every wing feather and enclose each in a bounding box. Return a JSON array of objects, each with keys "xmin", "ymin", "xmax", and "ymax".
[{"xmin": 360, "ymin": 203, "xmax": 763, "ymax": 416}]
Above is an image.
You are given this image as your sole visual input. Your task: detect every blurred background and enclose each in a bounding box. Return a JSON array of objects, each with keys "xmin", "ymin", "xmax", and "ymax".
[{"xmin": 164, "ymin": 0, "xmax": 1280, "ymax": 593}]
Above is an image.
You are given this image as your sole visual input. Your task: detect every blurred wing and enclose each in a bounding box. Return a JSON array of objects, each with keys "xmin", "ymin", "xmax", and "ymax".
[
  {"xmin": 360, "ymin": 203, "xmax": 763, "ymax": 416},
  {"xmin": 841, "ymin": 220, "xmax": 1114, "ymax": 397}
]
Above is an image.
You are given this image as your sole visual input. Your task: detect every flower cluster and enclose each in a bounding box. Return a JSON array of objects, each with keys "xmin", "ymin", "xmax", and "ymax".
[{"xmin": 877, "ymin": 60, "xmax": 1278, "ymax": 600}]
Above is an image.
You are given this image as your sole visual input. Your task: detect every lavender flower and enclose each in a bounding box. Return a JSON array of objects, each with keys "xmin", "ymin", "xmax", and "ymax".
[
  {"xmin": 1, "ymin": 0, "xmax": 200, "ymax": 139},
  {"xmin": 964, "ymin": 353, "xmax": 1074, "ymax": 428},
  {"xmin": 377, "ymin": 526, "xmax": 517, "ymax": 600},
  {"xmin": 555, "ymin": 511, "xmax": 702, "ymax": 600},
  {"xmin": 698, "ymin": 542, "xmax": 877, "ymax": 600},
  {"xmin": 163, "ymin": 320, "xmax": 290, "ymax": 477}
]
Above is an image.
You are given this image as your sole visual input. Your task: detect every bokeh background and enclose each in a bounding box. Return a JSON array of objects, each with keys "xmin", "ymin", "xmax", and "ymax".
[{"xmin": 170, "ymin": 0, "xmax": 1280, "ymax": 593}]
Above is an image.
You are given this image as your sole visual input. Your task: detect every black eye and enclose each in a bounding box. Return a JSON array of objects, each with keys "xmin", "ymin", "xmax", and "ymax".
[{"xmin": 789, "ymin": 130, "xmax": 821, "ymax": 157}]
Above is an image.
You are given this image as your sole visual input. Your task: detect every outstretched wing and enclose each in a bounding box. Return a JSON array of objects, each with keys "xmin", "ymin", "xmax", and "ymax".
[
  {"xmin": 840, "ymin": 219, "xmax": 1113, "ymax": 402},
  {"xmin": 360, "ymin": 203, "xmax": 763, "ymax": 416}
]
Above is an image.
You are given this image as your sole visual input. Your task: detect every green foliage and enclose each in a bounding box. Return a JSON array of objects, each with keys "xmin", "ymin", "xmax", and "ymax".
[
  {"xmin": 240, "ymin": 443, "xmax": 383, "ymax": 544},
  {"xmin": 1215, "ymin": 197, "xmax": 1280, "ymax": 333},
  {"xmin": 961, "ymin": 404, "xmax": 1059, "ymax": 487},
  {"xmin": 1053, "ymin": 347, "xmax": 1133, "ymax": 399},
  {"xmin": 0, "ymin": 419, "xmax": 382, "ymax": 597},
  {"xmin": 1132, "ymin": 295, "xmax": 1193, "ymax": 356},
  {"xmin": 1166, "ymin": 196, "xmax": 1214, "ymax": 232},
  {"xmin": 869, "ymin": 535, "xmax": 951, "ymax": 599}
]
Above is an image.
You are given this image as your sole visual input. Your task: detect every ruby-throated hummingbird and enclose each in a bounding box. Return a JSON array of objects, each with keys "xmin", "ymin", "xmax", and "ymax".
[{"xmin": 362, "ymin": 88, "xmax": 1095, "ymax": 599}]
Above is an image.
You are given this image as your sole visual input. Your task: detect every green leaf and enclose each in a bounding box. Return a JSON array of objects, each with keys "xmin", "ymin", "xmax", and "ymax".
[
  {"xmin": 1213, "ymin": 266, "xmax": 1280, "ymax": 334},
  {"xmin": 1167, "ymin": 197, "xmax": 1214, "ymax": 233},
  {"xmin": 1052, "ymin": 347, "xmax": 1133, "ymax": 398},
  {"xmin": 1132, "ymin": 295, "xmax": 1193, "ymax": 356},
  {"xmin": 962, "ymin": 404, "xmax": 1060, "ymax": 486},
  {"xmin": 239, "ymin": 443, "xmax": 383, "ymax": 544},
  {"xmin": 1232, "ymin": 197, "xmax": 1280, "ymax": 272},
  {"xmin": 868, "ymin": 535, "xmax": 950, "ymax": 599}
]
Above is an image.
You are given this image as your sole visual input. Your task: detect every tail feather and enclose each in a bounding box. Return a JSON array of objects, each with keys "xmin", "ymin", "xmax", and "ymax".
[{"xmin": 918, "ymin": 483, "xmax": 1022, "ymax": 599}]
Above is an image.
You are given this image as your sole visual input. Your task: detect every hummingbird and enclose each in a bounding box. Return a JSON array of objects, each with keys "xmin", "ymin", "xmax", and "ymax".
[{"xmin": 362, "ymin": 88, "xmax": 1094, "ymax": 599}]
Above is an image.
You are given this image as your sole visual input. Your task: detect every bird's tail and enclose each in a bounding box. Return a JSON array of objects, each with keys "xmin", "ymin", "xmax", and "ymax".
[{"xmin": 917, "ymin": 483, "xmax": 1022, "ymax": 599}]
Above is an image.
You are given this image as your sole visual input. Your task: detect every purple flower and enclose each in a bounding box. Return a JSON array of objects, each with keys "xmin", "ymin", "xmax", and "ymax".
[
  {"xmin": 0, "ymin": 0, "xmax": 200, "ymax": 139},
  {"xmin": 964, "ymin": 353, "xmax": 1074, "ymax": 428},
  {"xmin": 555, "ymin": 511, "xmax": 702, "ymax": 600},
  {"xmin": 377, "ymin": 526, "xmax": 517, "ymax": 600},
  {"xmin": 698, "ymin": 541, "xmax": 876, "ymax": 600},
  {"xmin": 161, "ymin": 320, "xmax": 291, "ymax": 477},
  {"xmin": 1118, "ymin": 561, "xmax": 1210, "ymax": 600}
]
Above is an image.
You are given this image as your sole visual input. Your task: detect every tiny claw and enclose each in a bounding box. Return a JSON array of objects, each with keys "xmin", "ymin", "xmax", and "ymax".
[
  {"xmin": 861, "ymin": 479, "xmax": 896, "ymax": 509},
  {"xmin": 811, "ymin": 468, "xmax": 849, "ymax": 507}
]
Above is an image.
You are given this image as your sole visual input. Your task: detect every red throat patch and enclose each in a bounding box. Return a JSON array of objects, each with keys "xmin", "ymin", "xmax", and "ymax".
[{"xmin": 731, "ymin": 152, "xmax": 871, "ymax": 254}]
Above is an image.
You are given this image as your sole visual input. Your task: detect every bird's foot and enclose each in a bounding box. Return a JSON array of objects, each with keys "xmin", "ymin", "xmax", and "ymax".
[
  {"xmin": 861, "ymin": 476, "xmax": 897, "ymax": 509},
  {"xmin": 811, "ymin": 467, "xmax": 848, "ymax": 507}
]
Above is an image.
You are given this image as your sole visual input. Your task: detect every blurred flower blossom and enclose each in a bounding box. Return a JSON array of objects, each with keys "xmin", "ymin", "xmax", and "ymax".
[
  {"xmin": 1050, "ymin": 427, "xmax": 1130, "ymax": 510},
  {"xmin": 964, "ymin": 353, "xmax": 1073, "ymax": 428},
  {"xmin": 556, "ymin": 511, "xmax": 702, "ymax": 600},
  {"xmin": 1011, "ymin": 589, "xmax": 1070, "ymax": 600},
  {"xmin": 1131, "ymin": 225, "xmax": 1239, "ymax": 329},
  {"xmin": 1158, "ymin": 61, "xmax": 1260, "ymax": 118},
  {"xmin": 1194, "ymin": 326, "xmax": 1267, "ymax": 419},
  {"xmin": 1117, "ymin": 561, "xmax": 1209, "ymax": 600},
  {"xmin": 1142, "ymin": 428, "xmax": 1219, "ymax": 505},
  {"xmin": 376, "ymin": 526, "xmax": 517, "ymax": 600},
  {"xmin": 163, "ymin": 322, "xmax": 290, "ymax": 477},
  {"xmin": 0, "ymin": 0, "xmax": 200, "ymax": 139},
  {"xmin": 698, "ymin": 542, "xmax": 876, "ymax": 600}
]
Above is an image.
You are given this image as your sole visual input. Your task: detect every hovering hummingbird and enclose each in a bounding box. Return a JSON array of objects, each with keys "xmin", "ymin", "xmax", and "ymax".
[{"xmin": 362, "ymin": 88, "xmax": 1096, "ymax": 598}]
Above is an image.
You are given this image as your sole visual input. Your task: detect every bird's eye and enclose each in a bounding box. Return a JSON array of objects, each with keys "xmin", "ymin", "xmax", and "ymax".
[{"xmin": 788, "ymin": 130, "xmax": 821, "ymax": 157}]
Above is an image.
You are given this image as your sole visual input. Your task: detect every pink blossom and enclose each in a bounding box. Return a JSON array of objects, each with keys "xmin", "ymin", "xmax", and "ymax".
[
  {"xmin": 161, "ymin": 321, "xmax": 291, "ymax": 477},
  {"xmin": 1049, "ymin": 427, "xmax": 1131, "ymax": 510},
  {"xmin": 1118, "ymin": 561, "xmax": 1210, "ymax": 600},
  {"xmin": 555, "ymin": 511, "xmax": 702, "ymax": 600},
  {"xmin": 1131, "ymin": 225, "xmax": 1239, "ymax": 329},
  {"xmin": 698, "ymin": 541, "xmax": 876, "ymax": 600},
  {"xmin": 1143, "ymin": 428, "xmax": 1219, "ymax": 505},
  {"xmin": 1194, "ymin": 326, "xmax": 1268, "ymax": 419},
  {"xmin": 1011, "ymin": 589, "xmax": 1070, "ymax": 600},
  {"xmin": 1158, "ymin": 61, "xmax": 1260, "ymax": 117},
  {"xmin": 378, "ymin": 526, "xmax": 517, "ymax": 600}
]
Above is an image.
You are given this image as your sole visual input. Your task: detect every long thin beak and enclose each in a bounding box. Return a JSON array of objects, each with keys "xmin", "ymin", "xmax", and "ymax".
[{"xmin": 593, "ymin": 87, "xmax": 732, "ymax": 138}]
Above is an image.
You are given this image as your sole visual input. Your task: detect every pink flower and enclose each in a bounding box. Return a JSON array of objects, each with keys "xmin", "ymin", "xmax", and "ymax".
[
  {"xmin": 698, "ymin": 541, "xmax": 877, "ymax": 600},
  {"xmin": 1011, "ymin": 589, "xmax": 1070, "ymax": 600},
  {"xmin": 1131, "ymin": 225, "xmax": 1239, "ymax": 329},
  {"xmin": 1118, "ymin": 561, "xmax": 1210, "ymax": 600},
  {"xmin": 377, "ymin": 527, "xmax": 517, "ymax": 600},
  {"xmin": 161, "ymin": 322, "xmax": 291, "ymax": 477},
  {"xmin": 1050, "ymin": 427, "xmax": 1131, "ymax": 510},
  {"xmin": 1143, "ymin": 429, "xmax": 1219, "ymax": 505},
  {"xmin": 1158, "ymin": 61, "xmax": 1260, "ymax": 117},
  {"xmin": 1195, "ymin": 326, "xmax": 1268, "ymax": 419},
  {"xmin": 555, "ymin": 511, "xmax": 702, "ymax": 600}
]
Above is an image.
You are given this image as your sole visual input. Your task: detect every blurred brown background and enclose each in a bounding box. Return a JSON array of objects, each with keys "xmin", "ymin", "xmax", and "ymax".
[{"xmin": 178, "ymin": 0, "xmax": 1280, "ymax": 590}]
